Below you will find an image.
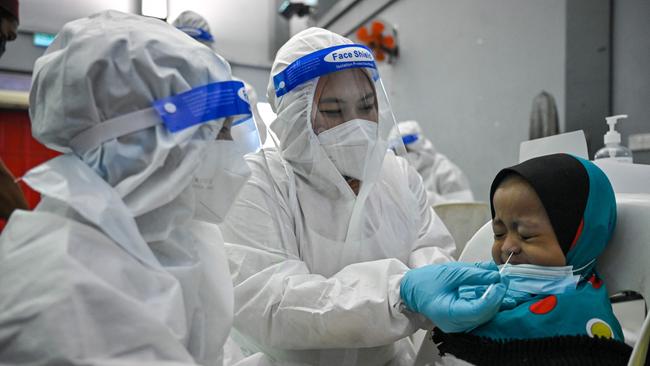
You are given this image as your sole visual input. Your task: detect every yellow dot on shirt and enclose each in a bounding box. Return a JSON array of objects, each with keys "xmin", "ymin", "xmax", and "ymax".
[{"xmin": 586, "ymin": 318, "xmax": 613, "ymax": 339}]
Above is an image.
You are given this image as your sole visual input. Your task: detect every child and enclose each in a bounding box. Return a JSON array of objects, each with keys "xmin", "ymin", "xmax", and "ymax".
[{"xmin": 433, "ymin": 153, "xmax": 632, "ymax": 365}]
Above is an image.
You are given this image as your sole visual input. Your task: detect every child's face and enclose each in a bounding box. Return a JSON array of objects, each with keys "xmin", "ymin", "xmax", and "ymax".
[{"xmin": 491, "ymin": 175, "xmax": 566, "ymax": 266}]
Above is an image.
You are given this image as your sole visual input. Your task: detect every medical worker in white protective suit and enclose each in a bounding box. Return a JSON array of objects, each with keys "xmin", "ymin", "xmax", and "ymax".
[
  {"xmin": 0, "ymin": 10, "xmax": 270, "ymax": 366},
  {"xmin": 219, "ymin": 27, "xmax": 466, "ymax": 365},
  {"xmin": 173, "ymin": 10, "xmax": 217, "ymax": 49},
  {"xmin": 398, "ymin": 120, "xmax": 473, "ymax": 205},
  {"xmin": 173, "ymin": 10, "xmax": 268, "ymax": 148}
]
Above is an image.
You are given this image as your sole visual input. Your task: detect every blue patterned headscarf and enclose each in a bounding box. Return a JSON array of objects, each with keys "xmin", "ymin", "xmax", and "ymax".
[{"xmin": 471, "ymin": 154, "xmax": 623, "ymax": 341}]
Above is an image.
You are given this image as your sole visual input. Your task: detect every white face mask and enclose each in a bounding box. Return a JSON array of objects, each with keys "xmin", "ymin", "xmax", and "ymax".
[
  {"xmin": 499, "ymin": 263, "xmax": 580, "ymax": 296},
  {"xmin": 317, "ymin": 119, "xmax": 378, "ymax": 180},
  {"xmin": 192, "ymin": 140, "xmax": 252, "ymax": 224}
]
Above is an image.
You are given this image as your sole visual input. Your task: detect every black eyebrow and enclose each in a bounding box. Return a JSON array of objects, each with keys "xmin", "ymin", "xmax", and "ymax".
[
  {"xmin": 358, "ymin": 92, "xmax": 376, "ymax": 104},
  {"xmin": 319, "ymin": 97, "xmax": 342, "ymax": 104},
  {"xmin": 319, "ymin": 92, "xmax": 376, "ymax": 106}
]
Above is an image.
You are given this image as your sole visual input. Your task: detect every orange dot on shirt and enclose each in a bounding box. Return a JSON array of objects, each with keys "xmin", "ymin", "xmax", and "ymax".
[{"xmin": 529, "ymin": 295, "xmax": 558, "ymax": 314}]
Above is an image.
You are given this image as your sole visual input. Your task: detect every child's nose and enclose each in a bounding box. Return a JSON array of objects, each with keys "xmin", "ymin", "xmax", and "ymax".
[{"xmin": 501, "ymin": 234, "xmax": 521, "ymax": 256}]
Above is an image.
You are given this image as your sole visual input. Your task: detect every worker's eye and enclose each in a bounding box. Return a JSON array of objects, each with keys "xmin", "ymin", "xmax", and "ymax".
[
  {"xmin": 493, "ymin": 232, "xmax": 505, "ymax": 240},
  {"xmin": 321, "ymin": 109, "xmax": 342, "ymax": 116},
  {"xmin": 358, "ymin": 104, "xmax": 373, "ymax": 113}
]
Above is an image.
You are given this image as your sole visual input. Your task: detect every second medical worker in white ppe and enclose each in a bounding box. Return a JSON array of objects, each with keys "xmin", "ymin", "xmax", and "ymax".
[
  {"xmin": 172, "ymin": 10, "xmax": 216, "ymax": 49},
  {"xmin": 220, "ymin": 27, "xmax": 456, "ymax": 365},
  {"xmin": 173, "ymin": 10, "xmax": 268, "ymax": 148},
  {"xmin": 0, "ymin": 10, "xmax": 260, "ymax": 365},
  {"xmin": 398, "ymin": 120, "xmax": 473, "ymax": 205}
]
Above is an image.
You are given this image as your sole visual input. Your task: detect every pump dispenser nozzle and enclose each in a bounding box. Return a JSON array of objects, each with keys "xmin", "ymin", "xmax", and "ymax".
[
  {"xmin": 604, "ymin": 114, "xmax": 627, "ymax": 145},
  {"xmin": 595, "ymin": 114, "xmax": 633, "ymax": 163}
]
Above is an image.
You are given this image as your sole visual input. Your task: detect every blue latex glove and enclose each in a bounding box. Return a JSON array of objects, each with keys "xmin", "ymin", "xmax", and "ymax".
[
  {"xmin": 459, "ymin": 284, "xmax": 533, "ymax": 310},
  {"xmin": 457, "ymin": 261, "xmax": 534, "ymax": 310},
  {"xmin": 400, "ymin": 262, "xmax": 507, "ymax": 333}
]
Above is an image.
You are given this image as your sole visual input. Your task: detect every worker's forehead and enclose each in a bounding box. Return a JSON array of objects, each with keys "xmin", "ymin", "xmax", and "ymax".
[{"xmin": 317, "ymin": 69, "xmax": 374, "ymax": 100}]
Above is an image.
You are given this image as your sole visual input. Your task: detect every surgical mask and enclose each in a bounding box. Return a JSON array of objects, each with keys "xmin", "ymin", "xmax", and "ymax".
[
  {"xmin": 317, "ymin": 119, "xmax": 378, "ymax": 180},
  {"xmin": 193, "ymin": 140, "xmax": 252, "ymax": 224},
  {"xmin": 499, "ymin": 263, "xmax": 580, "ymax": 296}
]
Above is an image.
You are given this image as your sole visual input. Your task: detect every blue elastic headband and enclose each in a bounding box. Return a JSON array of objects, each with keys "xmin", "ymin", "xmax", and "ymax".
[
  {"xmin": 402, "ymin": 134, "xmax": 419, "ymax": 145},
  {"xmin": 154, "ymin": 80, "xmax": 251, "ymax": 132},
  {"xmin": 273, "ymin": 44, "xmax": 377, "ymax": 97},
  {"xmin": 177, "ymin": 26, "xmax": 215, "ymax": 42}
]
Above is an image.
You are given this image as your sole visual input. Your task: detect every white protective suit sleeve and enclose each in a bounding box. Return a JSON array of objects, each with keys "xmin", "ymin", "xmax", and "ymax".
[
  {"xmin": 0, "ymin": 208, "xmax": 197, "ymax": 364},
  {"xmin": 221, "ymin": 151, "xmax": 455, "ymax": 351},
  {"xmin": 432, "ymin": 153, "xmax": 474, "ymax": 201},
  {"xmin": 427, "ymin": 152, "xmax": 474, "ymax": 204}
]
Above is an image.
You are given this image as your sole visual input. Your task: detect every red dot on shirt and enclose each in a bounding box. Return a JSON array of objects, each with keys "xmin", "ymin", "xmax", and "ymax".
[
  {"xmin": 529, "ymin": 295, "xmax": 558, "ymax": 315},
  {"xmin": 588, "ymin": 274, "xmax": 603, "ymax": 289}
]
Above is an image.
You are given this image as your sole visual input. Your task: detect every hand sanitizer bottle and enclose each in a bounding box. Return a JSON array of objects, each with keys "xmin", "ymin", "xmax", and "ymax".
[{"xmin": 594, "ymin": 114, "xmax": 633, "ymax": 163}]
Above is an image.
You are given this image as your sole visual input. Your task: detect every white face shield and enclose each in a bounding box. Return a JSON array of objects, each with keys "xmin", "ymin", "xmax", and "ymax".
[
  {"xmin": 192, "ymin": 83, "xmax": 262, "ymax": 224},
  {"xmin": 272, "ymin": 43, "xmax": 405, "ymax": 183},
  {"xmin": 267, "ymin": 43, "xmax": 408, "ymax": 266},
  {"xmin": 68, "ymin": 80, "xmax": 252, "ymax": 153},
  {"xmin": 66, "ymin": 80, "xmax": 255, "ymax": 219}
]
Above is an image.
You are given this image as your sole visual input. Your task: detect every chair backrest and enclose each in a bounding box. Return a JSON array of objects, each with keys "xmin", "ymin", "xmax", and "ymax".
[
  {"xmin": 458, "ymin": 219, "xmax": 493, "ymax": 262},
  {"xmin": 598, "ymin": 194, "xmax": 650, "ymax": 299},
  {"xmin": 459, "ymin": 193, "xmax": 650, "ymax": 365},
  {"xmin": 599, "ymin": 194, "xmax": 650, "ymax": 365},
  {"xmin": 433, "ymin": 202, "xmax": 491, "ymax": 259}
]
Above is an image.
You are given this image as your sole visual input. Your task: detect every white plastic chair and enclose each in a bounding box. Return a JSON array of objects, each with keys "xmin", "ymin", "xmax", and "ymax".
[
  {"xmin": 451, "ymin": 193, "xmax": 650, "ymax": 365},
  {"xmin": 433, "ymin": 202, "xmax": 491, "ymax": 259}
]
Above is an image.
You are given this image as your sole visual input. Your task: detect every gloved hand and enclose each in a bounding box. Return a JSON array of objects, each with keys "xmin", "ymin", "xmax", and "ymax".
[
  {"xmin": 400, "ymin": 262, "xmax": 507, "ymax": 333},
  {"xmin": 459, "ymin": 285, "xmax": 534, "ymax": 310},
  {"xmin": 457, "ymin": 261, "xmax": 534, "ymax": 310}
]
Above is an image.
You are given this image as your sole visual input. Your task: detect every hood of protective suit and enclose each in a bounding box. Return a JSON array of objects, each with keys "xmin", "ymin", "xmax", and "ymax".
[
  {"xmin": 264, "ymin": 27, "xmax": 411, "ymax": 268},
  {"xmin": 265, "ymin": 27, "xmax": 366, "ymax": 254},
  {"xmin": 398, "ymin": 120, "xmax": 438, "ymax": 162},
  {"xmin": 172, "ymin": 10, "xmax": 215, "ymax": 49},
  {"xmin": 30, "ymin": 10, "xmax": 233, "ymax": 217},
  {"xmin": 267, "ymin": 28, "xmax": 353, "ymax": 113},
  {"xmin": 398, "ymin": 120, "xmax": 439, "ymax": 186},
  {"xmin": 266, "ymin": 27, "xmax": 358, "ymax": 199}
]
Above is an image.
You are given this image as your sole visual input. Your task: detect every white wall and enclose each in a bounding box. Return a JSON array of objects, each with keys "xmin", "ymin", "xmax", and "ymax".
[
  {"xmin": 0, "ymin": 0, "xmax": 276, "ymax": 102},
  {"xmin": 328, "ymin": 0, "xmax": 567, "ymax": 202},
  {"xmin": 17, "ymin": 0, "xmax": 138, "ymax": 34},
  {"xmin": 168, "ymin": 0, "xmax": 276, "ymax": 68},
  {"xmin": 167, "ymin": 0, "xmax": 278, "ymax": 101},
  {"xmin": 0, "ymin": 0, "xmax": 139, "ymax": 72},
  {"xmin": 612, "ymin": 0, "xmax": 650, "ymax": 164}
]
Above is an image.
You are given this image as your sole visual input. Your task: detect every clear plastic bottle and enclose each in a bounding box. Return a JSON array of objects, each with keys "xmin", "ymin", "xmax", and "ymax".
[{"xmin": 594, "ymin": 114, "xmax": 633, "ymax": 163}]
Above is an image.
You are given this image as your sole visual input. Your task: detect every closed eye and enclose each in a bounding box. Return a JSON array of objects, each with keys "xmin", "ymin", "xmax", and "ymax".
[{"xmin": 321, "ymin": 110, "xmax": 342, "ymax": 116}]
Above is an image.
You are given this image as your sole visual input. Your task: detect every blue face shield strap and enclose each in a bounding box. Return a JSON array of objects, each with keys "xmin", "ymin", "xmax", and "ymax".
[
  {"xmin": 154, "ymin": 80, "xmax": 250, "ymax": 132},
  {"xmin": 176, "ymin": 26, "xmax": 214, "ymax": 42},
  {"xmin": 69, "ymin": 80, "xmax": 251, "ymax": 155},
  {"xmin": 401, "ymin": 134, "xmax": 419, "ymax": 145},
  {"xmin": 273, "ymin": 44, "xmax": 378, "ymax": 97}
]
